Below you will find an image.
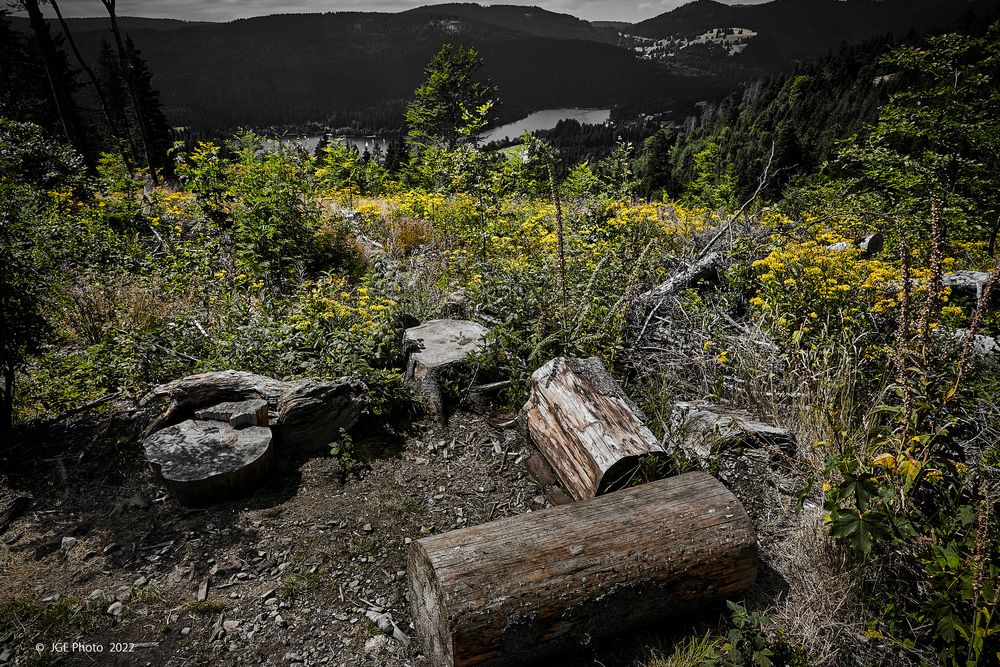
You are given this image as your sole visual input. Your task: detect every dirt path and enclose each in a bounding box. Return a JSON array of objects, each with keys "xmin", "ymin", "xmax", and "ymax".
[{"xmin": 1, "ymin": 412, "xmax": 544, "ymax": 666}]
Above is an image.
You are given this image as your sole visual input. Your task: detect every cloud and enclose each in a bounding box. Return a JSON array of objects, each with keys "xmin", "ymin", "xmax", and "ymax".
[{"xmin": 39, "ymin": 0, "xmax": 713, "ymax": 23}]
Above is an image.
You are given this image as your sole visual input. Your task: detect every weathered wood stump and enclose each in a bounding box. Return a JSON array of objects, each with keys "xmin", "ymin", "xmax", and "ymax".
[
  {"xmin": 942, "ymin": 270, "xmax": 998, "ymax": 307},
  {"xmin": 670, "ymin": 402, "xmax": 796, "ymax": 464},
  {"xmin": 140, "ymin": 370, "xmax": 367, "ymax": 451},
  {"xmin": 195, "ymin": 399, "xmax": 269, "ymax": 428},
  {"xmin": 522, "ymin": 356, "xmax": 666, "ymax": 500},
  {"xmin": 142, "ymin": 419, "xmax": 273, "ymax": 506},
  {"xmin": 404, "ymin": 319, "xmax": 489, "ymax": 418},
  {"xmin": 407, "ymin": 472, "xmax": 757, "ymax": 667}
]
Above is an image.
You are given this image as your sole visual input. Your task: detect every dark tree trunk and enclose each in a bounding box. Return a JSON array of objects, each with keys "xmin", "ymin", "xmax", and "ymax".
[
  {"xmin": 50, "ymin": 0, "xmax": 132, "ymax": 170},
  {"xmin": 101, "ymin": 0, "xmax": 158, "ymax": 182},
  {"xmin": 22, "ymin": 0, "xmax": 89, "ymax": 161}
]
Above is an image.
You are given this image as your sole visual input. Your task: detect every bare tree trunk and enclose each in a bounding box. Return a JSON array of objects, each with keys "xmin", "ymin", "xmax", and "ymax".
[
  {"xmin": 50, "ymin": 0, "xmax": 133, "ymax": 170},
  {"xmin": 22, "ymin": 0, "xmax": 89, "ymax": 161},
  {"xmin": 1, "ymin": 361, "xmax": 14, "ymax": 436},
  {"xmin": 100, "ymin": 0, "xmax": 158, "ymax": 182}
]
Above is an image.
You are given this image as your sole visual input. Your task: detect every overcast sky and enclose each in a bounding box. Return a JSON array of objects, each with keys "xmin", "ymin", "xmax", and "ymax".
[{"xmin": 22, "ymin": 0, "xmax": 772, "ymax": 24}]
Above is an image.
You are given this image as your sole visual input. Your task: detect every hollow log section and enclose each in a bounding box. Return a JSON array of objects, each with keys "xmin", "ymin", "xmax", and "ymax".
[
  {"xmin": 523, "ymin": 356, "xmax": 666, "ymax": 500},
  {"xmin": 407, "ymin": 472, "xmax": 758, "ymax": 667}
]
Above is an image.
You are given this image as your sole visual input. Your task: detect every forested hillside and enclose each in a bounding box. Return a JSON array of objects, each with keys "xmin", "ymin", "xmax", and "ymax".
[
  {"xmin": 9, "ymin": 0, "xmax": 997, "ymax": 132},
  {"xmin": 2, "ymin": 3, "xmax": 999, "ymax": 667}
]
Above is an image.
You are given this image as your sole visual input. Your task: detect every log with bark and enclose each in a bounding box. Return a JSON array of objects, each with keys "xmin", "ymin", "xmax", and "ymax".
[
  {"xmin": 522, "ymin": 356, "xmax": 666, "ymax": 501},
  {"xmin": 407, "ymin": 472, "xmax": 757, "ymax": 667},
  {"xmin": 669, "ymin": 402, "xmax": 796, "ymax": 465}
]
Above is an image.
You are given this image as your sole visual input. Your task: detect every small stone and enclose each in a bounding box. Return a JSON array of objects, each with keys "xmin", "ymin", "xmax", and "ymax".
[
  {"xmin": 274, "ymin": 614, "xmax": 287, "ymax": 628},
  {"xmin": 103, "ymin": 542, "xmax": 119, "ymax": 554},
  {"xmin": 376, "ymin": 615, "xmax": 393, "ymax": 635},
  {"xmin": 223, "ymin": 620, "xmax": 240, "ymax": 631},
  {"xmin": 362, "ymin": 523, "xmax": 373, "ymax": 532},
  {"xmin": 133, "ymin": 575, "xmax": 147, "ymax": 587},
  {"xmin": 181, "ymin": 627, "xmax": 191, "ymax": 636},
  {"xmin": 107, "ymin": 601, "xmax": 124, "ymax": 616},
  {"xmin": 363, "ymin": 635, "xmax": 390, "ymax": 655},
  {"xmin": 88, "ymin": 589, "xmax": 104, "ymax": 600},
  {"xmin": 284, "ymin": 653, "xmax": 303, "ymax": 663},
  {"xmin": 61, "ymin": 536, "xmax": 78, "ymax": 551}
]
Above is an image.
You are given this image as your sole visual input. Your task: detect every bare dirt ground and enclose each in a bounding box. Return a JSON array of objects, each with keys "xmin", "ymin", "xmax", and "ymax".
[
  {"xmin": 1, "ymin": 410, "xmax": 567, "ymax": 667},
  {"xmin": 1, "ymin": 397, "xmax": 830, "ymax": 667}
]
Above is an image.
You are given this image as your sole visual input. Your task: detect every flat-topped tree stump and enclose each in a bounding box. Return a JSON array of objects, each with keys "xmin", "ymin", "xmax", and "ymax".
[
  {"xmin": 142, "ymin": 420, "xmax": 273, "ymax": 506},
  {"xmin": 522, "ymin": 356, "xmax": 666, "ymax": 501},
  {"xmin": 407, "ymin": 472, "xmax": 757, "ymax": 667},
  {"xmin": 140, "ymin": 370, "xmax": 367, "ymax": 451},
  {"xmin": 404, "ymin": 319, "xmax": 488, "ymax": 418}
]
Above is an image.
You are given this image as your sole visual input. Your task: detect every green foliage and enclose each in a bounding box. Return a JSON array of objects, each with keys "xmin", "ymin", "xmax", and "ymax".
[
  {"xmin": 405, "ymin": 44, "xmax": 497, "ymax": 150},
  {"xmin": 0, "ymin": 119, "xmax": 85, "ymax": 431},
  {"xmin": 839, "ymin": 24, "xmax": 1000, "ymax": 245}
]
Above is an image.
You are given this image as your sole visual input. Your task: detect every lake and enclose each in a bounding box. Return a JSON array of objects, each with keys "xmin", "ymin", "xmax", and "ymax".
[{"xmin": 479, "ymin": 108, "xmax": 611, "ymax": 144}]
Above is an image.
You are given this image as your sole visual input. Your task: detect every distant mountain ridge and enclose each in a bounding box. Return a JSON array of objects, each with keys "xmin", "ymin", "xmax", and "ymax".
[{"xmin": 8, "ymin": 0, "xmax": 999, "ymax": 132}]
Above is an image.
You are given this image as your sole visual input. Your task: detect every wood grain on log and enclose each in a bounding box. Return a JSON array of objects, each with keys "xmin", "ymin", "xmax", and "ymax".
[
  {"xmin": 142, "ymin": 419, "xmax": 273, "ymax": 506},
  {"xmin": 523, "ymin": 356, "xmax": 665, "ymax": 500},
  {"xmin": 407, "ymin": 472, "xmax": 757, "ymax": 667}
]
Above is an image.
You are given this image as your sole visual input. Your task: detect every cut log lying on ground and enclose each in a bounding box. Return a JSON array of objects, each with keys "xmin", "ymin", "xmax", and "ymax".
[
  {"xmin": 407, "ymin": 472, "xmax": 757, "ymax": 667},
  {"xmin": 142, "ymin": 419, "xmax": 273, "ymax": 506},
  {"xmin": 670, "ymin": 401, "xmax": 796, "ymax": 465},
  {"xmin": 140, "ymin": 370, "xmax": 367, "ymax": 450},
  {"xmin": 523, "ymin": 356, "xmax": 666, "ymax": 500}
]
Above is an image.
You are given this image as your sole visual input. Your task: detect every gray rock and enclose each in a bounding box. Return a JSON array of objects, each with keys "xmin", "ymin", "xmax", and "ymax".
[
  {"xmin": 363, "ymin": 635, "xmax": 390, "ymax": 656},
  {"xmin": 181, "ymin": 627, "xmax": 191, "ymax": 636},
  {"xmin": 61, "ymin": 536, "xmax": 78, "ymax": 551},
  {"xmin": 859, "ymin": 233, "xmax": 884, "ymax": 257},
  {"xmin": 107, "ymin": 601, "xmax": 124, "ymax": 616},
  {"xmin": 937, "ymin": 327, "xmax": 1000, "ymax": 359},
  {"xmin": 142, "ymin": 420, "xmax": 273, "ymax": 506},
  {"xmin": 274, "ymin": 614, "xmax": 287, "ymax": 628},
  {"xmin": 826, "ymin": 241, "xmax": 853, "ymax": 252}
]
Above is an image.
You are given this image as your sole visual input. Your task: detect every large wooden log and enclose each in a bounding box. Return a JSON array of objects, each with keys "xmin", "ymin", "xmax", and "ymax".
[
  {"xmin": 407, "ymin": 472, "xmax": 757, "ymax": 667},
  {"xmin": 523, "ymin": 356, "xmax": 666, "ymax": 500}
]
